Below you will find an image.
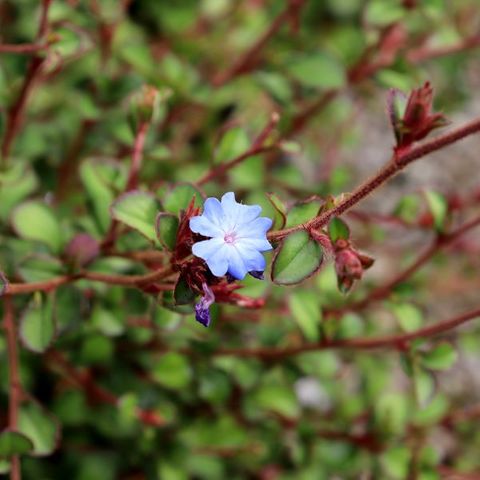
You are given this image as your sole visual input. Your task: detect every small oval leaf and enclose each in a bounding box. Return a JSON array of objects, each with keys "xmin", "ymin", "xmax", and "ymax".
[
  {"xmin": 328, "ymin": 217, "xmax": 350, "ymax": 242},
  {"xmin": 271, "ymin": 231, "xmax": 324, "ymax": 285},
  {"xmin": 19, "ymin": 295, "xmax": 56, "ymax": 354},
  {"xmin": 111, "ymin": 191, "xmax": 160, "ymax": 243},
  {"xmin": 11, "ymin": 201, "xmax": 63, "ymax": 253},
  {"xmin": 163, "ymin": 184, "xmax": 202, "ymax": 214},
  {"xmin": 155, "ymin": 212, "xmax": 179, "ymax": 251},
  {"xmin": 0, "ymin": 430, "xmax": 34, "ymax": 457},
  {"xmin": 18, "ymin": 402, "xmax": 60, "ymax": 456}
]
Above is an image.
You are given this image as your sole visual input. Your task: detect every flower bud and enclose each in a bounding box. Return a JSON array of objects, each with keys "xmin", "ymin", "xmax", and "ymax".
[
  {"xmin": 64, "ymin": 233, "xmax": 100, "ymax": 269},
  {"xmin": 334, "ymin": 241, "xmax": 374, "ymax": 293},
  {"xmin": 387, "ymin": 82, "xmax": 448, "ymax": 151}
]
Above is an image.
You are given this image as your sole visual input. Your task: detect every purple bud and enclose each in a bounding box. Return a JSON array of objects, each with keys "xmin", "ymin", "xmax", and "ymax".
[
  {"xmin": 65, "ymin": 233, "xmax": 100, "ymax": 268},
  {"xmin": 249, "ymin": 270, "xmax": 265, "ymax": 280},
  {"xmin": 194, "ymin": 283, "xmax": 215, "ymax": 327}
]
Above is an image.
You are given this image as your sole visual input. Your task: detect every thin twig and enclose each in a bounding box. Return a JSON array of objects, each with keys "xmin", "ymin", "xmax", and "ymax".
[
  {"xmin": 211, "ymin": 306, "xmax": 480, "ymax": 359},
  {"xmin": 3, "ymin": 298, "xmax": 22, "ymax": 480},
  {"xmin": 269, "ymin": 117, "xmax": 480, "ymax": 241}
]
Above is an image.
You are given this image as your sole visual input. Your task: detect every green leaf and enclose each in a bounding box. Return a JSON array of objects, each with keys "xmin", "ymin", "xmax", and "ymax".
[
  {"xmin": 375, "ymin": 393, "xmax": 408, "ymax": 435},
  {"xmin": 266, "ymin": 192, "xmax": 287, "ymax": 229},
  {"xmin": 286, "ymin": 53, "xmax": 346, "ymax": 89},
  {"xmin": 79, "ymin": 159, "xmax": 121, "ymax": 234},
  {"xmin": 155, "ymin": 212, "xmax": 179, "ymax": 251},
  {"xmin": 381, "ymin": 446, "xmax": 410, "ymax": 479},
  {"xmin": 215, "ymin": 126, "xmax": 250, "ymax": 164},
  {"xmin": 424, "ymin": 190, "xmax": 448, "ymax": 232},
  {"xmin": 256, "ymin": 71, "xmax": 293, "ymax": 105},
  {"xmin": 414, "ymin": 369, "xmax": 435, "ymax": 407},
  {"xmin": 17, "ymin": 256, "xmax": 64, "ymax": 283},
  {"xmin": 252, "ymin": 383, "xmax": 300, "ymax": 418},
  {"xmin": 391, "ymin": 303, "xmax": 424, "ymax": 332},
  {"xmin": 11, "ymin": 201, "xmax": 63, "ymax": 254},
  {"xmin": 111, "ymin": 191, "xmax": 160, "ymax": 243},
  {"xmin": 288, "ymin": 290, "xmax": 321, "ymax": 341},
  {"xmin": 152, "ymin": 353, "xmax": 192, "ymax": 390},
  {"xmin": 174, "ymin": 276, "xmax": 196, "ymax": 306},
  {"xmin": 285, "ymin": 199, "xmax": 323, "ymax": 228},
  {"xmin": 0, "ymin": 430, "xmax": 34, "ymax": 457},
  {"xmin": 91, "ymin": 305, "xmax": 125, "ymax": 337},
  {"xmin": 393, "ymin": 194, "xmax": 421, "ymax": 223},
  {"xmin": 328, "ymin": 217, "xmax": 350, "ymax": 242},
  {"xmin": 163, "ymin": 184, "xmax": 202, "ymax": 214},
  {"xmin": 19, "ymin": 294, "xmax": 56, "ymax": 354},
  {"xmin": 0, "ymin": 163, "xmax": 38, "ymax": 221},
  {"xmin": 18, "ymin": 403, "xmax": 60, "ymax": 456},
  {"xmin": 422, "ymin": 343, "xmax": 458, "ymax": 371},
  {"xmin": 272, "ymin": 231, "xmax": 324, "ymax": 285}
]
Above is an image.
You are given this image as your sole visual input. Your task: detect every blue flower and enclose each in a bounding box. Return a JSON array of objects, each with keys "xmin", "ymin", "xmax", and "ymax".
[{"xmin": 189, "ymin": 192, "xmax": 273, "ymax": 280}]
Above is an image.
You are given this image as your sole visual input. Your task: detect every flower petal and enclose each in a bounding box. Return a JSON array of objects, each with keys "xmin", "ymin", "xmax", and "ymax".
[
  {"xmin": 203, "ymin": 197, "xmax": 225, "ymax": 226},
  {"xmin": 221, "ymin": 192, "xmax": 262, "ymax": 228},
  {"xmin": 226, "ymin": 246, "xmax": 249, "ymax": 280},
  {"xmin": 236, "ymin": 237, "xmax": 272, "ymax": 252},
  {"xmin": 235, "ymin": 216, "xmax": 272, "ymax": 238},
  {"xmin": 235, "ymin": 244, "xmax": 266, "ymax": 272},
  {"xmin": 206, "ymin": 246, "xmax": 229, "ymax": 277},
  {"xmin": 191, "ymin": 237, "xmax": 224, "ymax": 260},
  {"xmin": 189, "ymin": 216, "xmax": 223, "ymax": 238}
]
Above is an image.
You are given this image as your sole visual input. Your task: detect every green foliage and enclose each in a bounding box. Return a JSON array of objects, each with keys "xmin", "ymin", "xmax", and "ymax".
[
  {"xmin": 271, "ymin": 231, "xmax": 324, "ymax": 285},
  {"xmin": 0, "ymin": 0, "xmax": 478, "ymax": 477},
  {"xmin": 111, "ymin": 191, "xmax": 160, "ymax": 243}
]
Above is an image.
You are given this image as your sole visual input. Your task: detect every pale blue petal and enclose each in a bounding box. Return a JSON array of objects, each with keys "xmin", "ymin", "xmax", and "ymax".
[
  {"xmin": 206, "ymin": 245, "xmax": 229, "ymax": 276},
  {"xmin": 203, "ymin": 197, "xmax": 225, "ymax": 226},
  {"xmin": 190, "ymin": 216, "xmax": 223, "ymax": 238},
  {"xmin": 236, "ymin": 245, "xmax": 266, "ymax": 272},
  {"xmin": 221, "ymin": 192, "xmax": 262, "ymax": 229},
  {"xmin": 227, "ymin": 246, "xmax": 248, "ymax": 280},
  {"xmin": 235, "ymin": 217, "xmax": 272, "ymax": 238},
  {"xmin": 191, "ymin": 238, "xmax": 225, "ymax": 260},
  {"xmin": 236, "ymin": 237, "xmax": 272, "ymax": 252}
]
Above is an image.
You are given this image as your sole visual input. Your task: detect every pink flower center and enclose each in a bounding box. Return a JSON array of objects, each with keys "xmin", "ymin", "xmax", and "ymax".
[{"xmin": 224, "ymin": 232, "xmax": 236, "ymax": 244}]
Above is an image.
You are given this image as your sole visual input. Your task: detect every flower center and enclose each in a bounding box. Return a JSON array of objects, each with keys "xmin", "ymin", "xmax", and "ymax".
[{"xmin": 224, "ymin": 232, "xmax": 236, "ymax": 244}]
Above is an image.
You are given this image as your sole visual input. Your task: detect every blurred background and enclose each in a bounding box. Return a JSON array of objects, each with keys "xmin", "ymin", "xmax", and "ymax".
[{"xmin": 1, "ymin": 0, "xmax": 480, "ymax": 478}]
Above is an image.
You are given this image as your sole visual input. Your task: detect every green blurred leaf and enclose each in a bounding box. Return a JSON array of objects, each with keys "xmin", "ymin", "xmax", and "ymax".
[
  {"xmin": 285, "ymin": 199, "xmax": 322, "ymax": 228},
  {"xmin": 19, "ymin": 294, "xmax": 56, "ymax": 354},
  {"xmin": 163, "ymin": 184, "xmax": 202, "ymax": 214},
  {"xmin": 18, "ymin": 403, "xmax": 60, "ymax": 456},
  {"xmin": 153, "ymin": 353, "xmax": 192, "ymax": 390},
  {"xmin": 391, "ymin": 303, "xmax": 424, "ymax": 332},
  {"xmin": 11, "ymin": 201, "xmax": 63, "ymax": 254},
  {"xmin": 215, "ymin": 126, "xmax": 249, "ymax": 164},
  {"xmin": 0, "ymin": 430, "xmax": 34, "ymax": 457},
  {"xmin": 0, "ymin": 163, "xmax": 38, "ymax": 221},
  {"xmin": 422, "ymin": 343, "xmax": 458, "ymax": 371},
  {"xmin": 424, "ymin": 190, "xmax": 448, "ymax": 232},
  {"xmin": 155, "ymin": 212, "xmax": 179, "ymax": 251},
  {"xmin": 272, "ymin": 231, "xmax": 324, "ymax": 285},
  {"xmin": 111, "ymin": 191, "xmax": 160, "ymax": 243},
  {"xmin": 328, "ymin": 217, "xmax": 350, "ymax": 242},
  {"xmin": 286, "ymin": 53, "xmax": 346, "ymax": 89},
  {"xmin": 288, "ymin": 290, "xmax": 321, "ymax": 341}
]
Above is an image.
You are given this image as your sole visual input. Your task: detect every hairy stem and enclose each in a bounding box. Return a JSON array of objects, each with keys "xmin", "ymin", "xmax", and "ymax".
[{"xmin": 269, "ymin": 117, "xmax": 480, "ymax": 241}]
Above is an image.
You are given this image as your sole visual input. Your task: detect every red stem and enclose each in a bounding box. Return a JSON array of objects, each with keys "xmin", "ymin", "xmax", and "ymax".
[
  {"xmin": 0, "ymin": 0, "xmax": 52, "ymax": 165},
  {"xmin": 0, "ymin": 44, "xmax": 47, "ymax": 54},
  {"xmin": 269, "ymin": 116, "xmax": 480, "ymax": 241},
  {"xmin": 343, "ymin": 213, "xmax": 480, "ymax": 312},
  {"xmin": 47, "ymin": 350, "xmax": 164, "ymax": 427},
  {"xmin": 212, "ymin": 306, "xmax": 480, "ymax": 359},
  {"xmin": 212, "ymin": 0, "xmax": 305, "ymax": 86},
  {"xmin": 3, "ymin": 264, "xmax": 175, "ymax": 296},
  {"xmin": 3, "ymin": 298, "xmax": 22, "ymax": 480},
  {"xmin": 125, "ymin": 121, "xmax": 149, "ymax": 191}
]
